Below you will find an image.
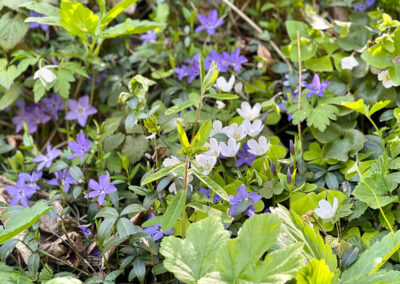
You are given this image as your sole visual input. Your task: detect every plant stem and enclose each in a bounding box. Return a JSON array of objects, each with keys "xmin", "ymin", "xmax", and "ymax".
[
  {"xmin": 296, "ymin": 31, "xmax": 303, "ymax": 148},
  {"xmin": 181, "ymin": 157, "xmax": 190, "ymax": 238},
  {"xmin": 191, "ymin": 91, "xmax": 205, "ymax": 138},
  {"xmin": 367, "ymin": 116, "xmax": 385, "ymax": 151}
]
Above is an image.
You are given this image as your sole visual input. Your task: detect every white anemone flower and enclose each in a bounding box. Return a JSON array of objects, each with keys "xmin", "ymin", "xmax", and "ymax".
[
  {"xmin": 34, "ymin": 65, "xmax": 58, "ymax": 86},
  {"xmin": 247, "ymin": 136, "xmax": 270, "ymax": 156},
  {"xmin": 219, "ymin": 138, "xmax": 240, "ymax": 157},
  {"xmin": 222, "ymin": 123, "xmax": 246, "ymax": 141},
  {"xmin": 214, "ymin": 75, "xmax": 235, "ymax": 92},
  {"xmin": 341, "ymin": 56, "xmax": 359, "ymax": 70},
  {"xmin": 237, "ymin": 102, "xmax": 261, "ymax": 121},
  {"xmin": 242, "ymin": 119, "xmax": 264, "ymax": 137},
  {"xmin": 210, "ymin": 120, "xmax": 223, "ymax": 137},
  {"xmin": 378, "ymin": 70, "xmax": 399, "ymax": 88},
  {"xmin": 195, "ymin": 154, "xmax": 217, "ymax": 175},
  {"xmin": 204, "ymin": 138, "xmax": 220, "ymax": 158},
  {"xmin": 216, "ymin": 100, "xmax": 226, "ymax": 109},
  {"xmin": 314, "ymin": 198, "xmax": 338, "ymax": 220}
]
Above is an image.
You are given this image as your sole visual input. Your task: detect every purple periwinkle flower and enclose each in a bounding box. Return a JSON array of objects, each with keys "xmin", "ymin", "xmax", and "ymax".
[
  {"xmin": 65, "ymin": 96, "xmax": 97, "ymax": 127},
  {"xmin": 78, "ymin": 225, "xmax": 93, "ymax": 237},
  {"xmin": 304, "ymin": 74, "xmax": 330, "ymax": 97},
  {"xmin": 224, "ymin": 48, "xmax": 248, "ymax": 72},
  {"xmin": 33, "ymin": 144, "xmax": 62, "ymax": 171},
  {"xmin": 48, "ymin": 169, "xmax": 77, "ymax": 193},
  {"xmin": 229, "ymin": 185, "xmax": 262, "ymax": 217},
  {"xmin": 289, "ymin": 139, "xmax": 295, "ymax": 155},
  {"xmin": 354, "ymin": 0, "xmax": 375, "ymax": 12},
  {"xmin": 270, "ymin": 161, "xmax": 277, "ymax": 176},
  {"xmin": 195, "ymin": 9, "xmax": 224, "ymax": 35},
  {"xmin": 68, "ymin": 131, "xmax": 92, "ymax": 162},
  {"xmin": 18, "ymin": 171, "xmax": 42, "ymax": 191},
  {"xmin": 199, "ymin": 187, "xmax": 222, "ymax": 202},
  {"xmin": 12, "ymin": 102, "xmax": 51, "ymax": 133},
  {"xmin": 6, "ymin": 178, "xmax": 36, "ymax": 207},
  {"xmin": 28, "ymin": 11, "xmax": 49, "ymax": 32},
  {"xmin": 41, "ymin": 93, "xmax": 64, "ymax": 120},
  {"xmin": 90, "ymin": 246, "xmax": 102, "ymax": 257},
  {"xmin": 140, "ymin": 30, "xmax": 157, "ymax": 45},
  {"xmin": 85, "ymin": 174, "xmax": 117, "ymax": 205},
  {"xmin": 142, "ymin": 213, "xmax": 174, "ymax": 241},
  {"xmin": 286, "ymin": 168, "xmax": 292, "ymax": 184},
  {"xmin": 236, "ymin": 142, "xmax": 256, "ymax": 167}
]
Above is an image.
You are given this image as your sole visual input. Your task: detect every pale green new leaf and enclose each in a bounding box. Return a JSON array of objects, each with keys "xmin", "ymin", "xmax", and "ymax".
[
  {"xmin": 191, "ymin": 119, "xmax": 212, "ymax": 147},
  {"xmin": 352, "ymin": 173, "xmax": 397, "ymax": 209},
  {"xmin": 343, "ymin": 99, "xmax": 368, "ymax": 116},
  {"xmin": 190, "ymin": 168, "xmax": 229, "ymax": 201},
  {"xmin": 176, "ymin": 120, "xmax": 190, "ymax": 148},
  {"xmin": 100, "ymin": 19, "xmax": 164, "ymax": 38},
  {"xmin": 369, "ymin": 100, "xmax": 391, "ymax": 116},
  {"xmin": 141, "ymin": 163, "xmax": 184, "ymax": 185},
  {"xmin": 0, "ymin": 13, "xmax": 28, "ymax": 51},
  {"xmin": 0, "ymin": 201, "xmax": 51, "ymax": 245},
  {"xmin": 244, "ymin": 243, "xmax": 305, "ymax": 283},
  {"xmin": 215, "ymin": 214, "xmax": 281, "ymax": 281},
  {"xmin": 295, "ymin": 259, "xmax": 334, "ymax": 284},
  {"xmin": 160, "ymin": 217, "xmax": 230, "ymax": 283},
  {"xmin": 101, "ymin": 0, "xmax": 139, "ymax": 30},
  {"xmin": 59, "ymin": 0, "xmax": 99, "ymax": 37},
  {"xmin": 161, "ymin": 190, "xmax": 186, "ymax": 231},
  {"xmin": 341, "ymin": 230, "xmax": 400, "ymax": 282}
]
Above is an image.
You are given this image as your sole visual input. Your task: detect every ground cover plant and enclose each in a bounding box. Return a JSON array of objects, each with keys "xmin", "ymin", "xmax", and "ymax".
[{"xmin": 3, "ymin": 0, "xmax": 400, "ymax": 283}]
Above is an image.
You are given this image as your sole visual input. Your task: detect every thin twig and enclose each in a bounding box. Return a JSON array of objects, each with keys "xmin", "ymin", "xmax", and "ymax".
[
  {"xmin": 296, "ymin": 31, "xmax": 303, "ymax": 148},
  {"xmin": 221, "ymin": 0, "xmax": 292, "ymax": 70}
]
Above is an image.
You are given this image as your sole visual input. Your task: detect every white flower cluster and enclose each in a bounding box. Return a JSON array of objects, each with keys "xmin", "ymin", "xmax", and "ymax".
[{"xmin": 195, "ymin": 101, "xmax": 270, "ymax": 175}]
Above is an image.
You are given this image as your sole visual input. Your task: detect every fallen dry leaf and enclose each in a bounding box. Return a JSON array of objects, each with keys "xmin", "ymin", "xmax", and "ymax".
[{"xmin": 257, "ymin": 44, "xmax": 275, "ymax": 70}]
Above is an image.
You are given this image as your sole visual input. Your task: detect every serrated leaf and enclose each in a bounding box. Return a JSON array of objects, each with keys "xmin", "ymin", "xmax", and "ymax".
[
  {"xmin": 307, "ymin": 103, "xmax": 339, "ymax": 132},
  {"xmin": 343, "ymin": 99, "xmax": 368, "ymax": 116},
  {"xmin": 0, "ymin": 13, "xmax": 28, "ymax": 51},
  {"xmin": 369, "ymin": 100, "xmax": 391, "ymax": 116},
  {"xmin": 295, "ymin": 259, "xmax": 334, "ymax": 283}
]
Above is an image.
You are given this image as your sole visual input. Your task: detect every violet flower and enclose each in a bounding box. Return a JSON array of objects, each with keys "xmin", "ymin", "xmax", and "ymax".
[
  {"xmin": 65, "ymin": 96, "xmax": 97, "ymax": 127},
  {"xmin": 78, "ymin": 225, "xmax": 93, "ymax": 237},
  {"xmin": 41, "ymin": 93, "xmax": 64, "ymax": 120},
  {"xmin": 18, "ymin": 172, "xmax": 42, "ymax": 191},
  {"xmin": 68, "ymin": 131, "xmax": 92, "ymax": 162},
  {"xmin": 236, "ymin": 142, "xmax": 256, "ymax": 167},
  {"xmin": 28, "ymin": 11, "xmax": 49, "ymax": 32},
  {"xmin": 229, "ymin": 185, "xmax": 262, "ymax": 217},
  {"xmin": 12, "ymin": 103, "xmax": 50, "ymax": 133},
  {"xmin": 225, "ymin": 48, "xmax": 248, "ymax": 72},
  {"xmin": 48, "ymin": 169, "xmax": 77, "ymax": 193},
  {"xmin": 140, "ymin": 30, "xmax": 157, "ymax": 45},
  {"xmin": 304, "ymin": 74, "xmax": 330, "ymax": 97},
  {"xmin": 199, "ymin": 187, "xmax": 222, "ymax": 202},
  {"xmin": 33, "ymin": 144, "xmax": 62, "ymax": 171},
  {"xmin": 354, "ymin": 0, "xmax": 375, "ymax": 12},
  {"xmin": 6, "ymin": 178, "xmax": 36, "ymax": 207},
  {"xmin": 142, "ymin": 213, "xmax": 174, "ymax": 241},
  {"xmin": 195, "ymin": 9, "xmax": 224, "ymax": 35},
  {"xmin": 85, "ymin": 174, "xmax": 117, "ymax": 205}
]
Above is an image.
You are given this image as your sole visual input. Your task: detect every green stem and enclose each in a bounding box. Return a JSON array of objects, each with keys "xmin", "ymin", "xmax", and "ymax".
[
  {"xmin": 191, "ymin": 91, "xmax": 205, "ymax": 138},
  {"xmin": 181, "ymin": 157, "xmax": 190, "ymax": 238},
  {"xmin": 367, "ymin": 116, "xmax": 385, "ymax": 151}
]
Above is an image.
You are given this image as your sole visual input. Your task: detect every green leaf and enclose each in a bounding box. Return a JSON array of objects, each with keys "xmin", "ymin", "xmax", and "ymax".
[
  {"xmin": 165, "ymin": 100, "xmax": 197, "ymax": 115},
  {"xmin": 0, "ymin": 61, "xmax": 18, "ymax": 91},
  {"xmin": 0, "ymin": 201, "xmax": 51, "ymax": 245},
  {"xmin": 122, "ymin": 135, "xmax": 148, "ymax": 164},
  {"xmin": 191, "ymin": 168, "xmax": 229, "ymax": 201},
  {"xmin": 101, "ymin": 0, "xmax": 139, "ymax": 30},
  {"xmin": 269, "ymin": 205, "xmax": 338, "ymax": 273},
  {"xmin": 201, "ymin": 61, "xmax": 219, "ymax": 93},
  {"xmin": 59, "ymin": 0, "xmax": 99, "ymax": 37},
  {"xmin": 141, "ymin": 163, "xmax": 184, "ymax": 185},
  {"xmin": 97, "ymin": 217, "xmax": 117, "ymax": 245},
  {"xmin": 323, "ymin": 129, "xmax": 365, "ymax": 162},
  {"xmin": 0, "ymin": 262, "xmax": 32, "ymax": 284},
  {"xmin": 120, "ymin": 204, "xmax": 145, "ymax": 216},
  {"xmin": 100, "ymin": 19, "xmax": 164, "ymax": 38},
  {"xmin": 187, "ymin": 202, "xmax": 232, "ymax": 223},
  {"xmin": 204, "ymin": 93, "xmax": 238, "ymax": 100},
  {"xmin": 361, "ymin": 44, "xmax": 393, "ymax": 68},
  {"xmin": 176, "ymin": 120, "xmax": 190, "ymax": 148},
  {"xmin": 117, "ymin": 217, "xmax": 138, "ymax": 237},
  {"xmin": 0, "ymin": 84, "xmax": 20, "ymax": 110},
  {"xmin": 341, "ymin": 230, "xmax": 400, "ymax": 282},
  {"xmin": 161, "ymin": 190, "xmax": 186, "ymax": 231},
  {"xmin": 352, "ymin": 173, "xmax": 397, "ymax": 209},
  {"xmin": 285, "ymin": 20, "xmax": 309, "ymax": 40},
  {"xmin": 295, "ymin": 259, "xmax": 334, "ymax": 283},
  {"xmin": 191, "ymin": 119, "xmax": 212, "ymax": 147},
  {"xmin": 160, "ymin": 216, "xmax": 230, "ymax": 283},
  {"xmin": 0, "ymin": 12, "xmax": 28, "ymax": 51},
  {"xmin": 213, "ymin": 214, "xmax": 282, "ymax": 281},
  {"xmin": 19, "ymin": 1, "xmax": 60, "ymax": 17},
  {"xmin": 304, "ymin": 56, "xmax": 333, "ymax": 72}
]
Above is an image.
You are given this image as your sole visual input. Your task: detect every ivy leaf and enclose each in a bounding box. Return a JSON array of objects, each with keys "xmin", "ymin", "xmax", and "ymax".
[
  {"xmin": 352, "ymin": 173, "xmax": 397, "ymax": 209},
  {"xmin": 160, "ymin": 217, "xmax": 230, "ymax": 283}
]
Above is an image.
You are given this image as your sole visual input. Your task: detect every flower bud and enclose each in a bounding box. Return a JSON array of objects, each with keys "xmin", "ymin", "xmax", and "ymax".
[
  {"xmin": 289, "ymin": 139, "xmax": 295, "ymax": 155},
  {"xmin": 270, "ymin": 161, "xmax": 277, "ymax": 176},
  {"xmin": 286, "ymin": 168, "xmax": 292, "ymax": 184}
]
